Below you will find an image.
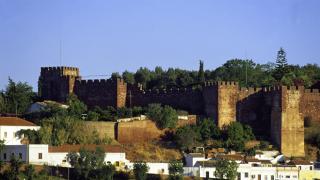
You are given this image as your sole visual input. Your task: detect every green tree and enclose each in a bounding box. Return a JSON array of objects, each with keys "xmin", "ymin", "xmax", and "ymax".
[
  {"xmin": 273, "ymin": 47, "xmax": 289, "ymax": 81},
  {"xmin": 224, "ymin": 122, "xmax": 254, "ymax": 152},
  {"xmin": 134, "ymin": 67, "xmax": 151, "ymax": 88},
  {"xmin": 214, "ymin": 159, "xmax": 238, "ymax": 180},
  {"xmin": 146, "ymin": 103, "xmax": 162, "ymax": 121},
  {"xmin": 87, "ymin": 111, "xmax": 100, "ymax": 121},
  {"xmin": 16, "ymin": 129, "xmax": 40, "ymax": 144},
  {"xmin": 159, "ymin": 106, "xmax": 178, "ymax": 129},
  {"xmin": 0, "ymin": 140, "xmax": 5, "ymax": 172},
  {"xmin": 198, "ymin": 60, "xmax": 205, "ymax": 83},
  {"xmin": 67, "ymin": 147, "xmax": 106, "ymax": 179},
  {"xmin": 4, "ymin": 78, "xmax": 35, "ymax": 114},
  {"xmin": 175, "ymin": 125, "xmax": 200, "ymax": 150},
  {"xmin": 94, "ymin": 162, "xmax": 115, "ymax": 180},
  {"xmin": 199, "ymin": 118, "xmax": 221, "ymax": 141},
  {"xmin": 67, "ymin": 94, "xmax": 87, "ymax": 118},
  {"xmin": 24, "ymin": 164, "xmax": 36, "ymax": 180},
  {"xmin": 122, "ymin": 71, "xmax": 135, "ymax": 85},
  {"xmin": 168, "ymin": 161, "xmax": 184, "ymax": 180},
  {"xmin": 4, "ymin": 156, "xmax": 23, "ymax": 180},
  {"xmin": 0, "ymin": 92, "xmax": 6, "ymax": 113},
  {"xmin": 133, "ymin": 162, "xmax": 149, "ymax": 180}
]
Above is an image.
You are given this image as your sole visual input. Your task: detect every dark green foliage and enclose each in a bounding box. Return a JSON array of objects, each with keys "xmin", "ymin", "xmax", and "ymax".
[
  {"xmin": 93, "ymin": 162, "xmax": 115, "ymax": 180},
  {"xmin": 259, "ymin": 141, "xmax": 270, "ymax": 150},
  {"xmin": 34, "ymin": 116, "xmax": 111, "ymax": 146},
  {"xmin": 87, "ymin": 111, "xmax": 100, "ymax": 121},
  {"xmin": 198, "ymin": 60, "xmax": 205, "ymax": 83},
  {"xmin": 175, "ymin": 125, "xmax": 200, "ymax": 150},
  {"xmin": 133, "ymin": 162, "xmax": 149, "ymax": 180},
  {"xmin": 67, "ymin": 94, "xmax": 87, "ymax": 118},
  {"xmin": 3, "ymin": 156, "xmax": 23, "ymax": 180},
  {"xmin": 1, "ymin": 78, "xmax": 35, "ymax": 114},
  {"xmin": 146, "ymin": 104, "xmax": 162, "ymax": 121},
  {"xmin": 147, "ymin": 104, "xmax": 178, "ymax": 129},
  {"xmin": 174, "ymin": 119, "xmax": 255, "ymax": 152},
  {"xmin": 122, "ymin": 71, "xmax": 135, "ymax": 85},
  {"xmin": 24, "ymin": 164, "xmax": 36, "ymax": 180},
  {"xmin": 67, "ymin": 147, "xmax": 112, "ymax": 180},
  {"xmin": 198, "ymin": 118, "xmax": 221, "ymax": 141},
  {"xmin": 305, "ymin": 122, "xmax": 320, "ymax": 149},
  {"xmin": 224, "ymin": 122, "xmax": 254, "ymax": 152},
  {"xmin": 117, "ymin": 107, "xmax": 133, "ymax": 118},
  {"xmin": 214, "ymin": 159, "xmax": 238, "ymax": 180},
  {"xmin": 16, "ymin": 129, "xmax": 40, "ymax": 144},
  {"xmin": 168, "ymin": 161, "xmax": 184, "ymax": 180},
  {"xmin": 273, "ymin": 47, "xmax": 289, "ymax": 81},
  {"xmin": 245, "ymin": 147, "xmax": 256, "ymax": 156}
]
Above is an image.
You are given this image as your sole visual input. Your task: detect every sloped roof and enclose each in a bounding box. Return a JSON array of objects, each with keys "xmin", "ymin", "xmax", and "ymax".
[
  {"xmin": 289, "ymin": 159, "xmax": 313, "ymax": 165},
  {"xmin": 216, "ymin": 154, "xmax": 244, "ymax": 161},
  {"xmin": 0, "ymin": 117, "xmax": 37, "ymax": 126},
  {"xmin": 48, "ymin": 144, "xmax": 124, "ymax": 153}
]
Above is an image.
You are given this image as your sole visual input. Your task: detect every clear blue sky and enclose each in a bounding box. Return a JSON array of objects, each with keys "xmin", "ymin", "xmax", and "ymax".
[{"xmin": 1, "ymin": 0, "xmax": 319, "ymax": 91}]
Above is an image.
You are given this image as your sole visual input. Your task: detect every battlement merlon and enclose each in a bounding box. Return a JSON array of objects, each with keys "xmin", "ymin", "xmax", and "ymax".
[
  {"xmin": 204, "ymin": 81, "xmax": 239, "ymax": 87},
  {"xmin": 40, "ymin": 66, "xmax": 80, "ymax": 77}
]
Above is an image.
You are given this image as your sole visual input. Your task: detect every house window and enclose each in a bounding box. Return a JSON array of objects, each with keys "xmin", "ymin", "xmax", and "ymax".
[
  {"xmin": 3, "ymin": 153, "xmax": 6, "ymax": 160},
  {"xmin": 310, "ymin": 166, "xmax": 313, "ymax": 170},
  {"xmin": 245, "ymin": 172, "xmax": 248, "ymax": 177},
  {"xmin": 4, "ymin": 132, "xmax": 7, "ymax": 138},
  {"xmin": 11, "ymin": 153, "xmax": 14, "ymax": 157},
  {"xmin": 264, "ymin": 175, "xmax": 267, "ymax": 180},
  {"xmin": 286, "ymin": 175, "xmax": 290, "ymax": 178},
  {"xmin": 19, "ymin": 153, "xmax": 22, "ymax": 159},
  {"xmin": 271, "ymin": 175, "xmax": 274, "ymax": 180},
  {"xmin": 38, "ymin": 153, "xmax": 42, "ymax": 159}
]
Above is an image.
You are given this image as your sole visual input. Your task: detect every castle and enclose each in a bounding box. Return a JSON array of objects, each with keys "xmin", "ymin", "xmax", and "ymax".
[{"xmin": 38, "ymin": 66, "xmax": 320, "ymax": 157}]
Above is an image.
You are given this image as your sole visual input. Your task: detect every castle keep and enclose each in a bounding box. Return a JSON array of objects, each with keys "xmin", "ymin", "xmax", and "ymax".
[{"xmin": 39, "ymin": 66, "xmax": 320, "ymax": 157}]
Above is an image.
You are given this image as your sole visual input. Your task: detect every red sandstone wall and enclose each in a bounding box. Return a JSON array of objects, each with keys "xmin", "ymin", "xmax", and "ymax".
[
  {"xmin": 301, "ymin": 89, "xmax": 320, "ymax": 123},
  {"xmin": 129, "ymin": 86, "xmax": 203, "ymax": 114},
  {"xmin": 74, "ymin": 79, "xmax": 117, "ymax": 108}
]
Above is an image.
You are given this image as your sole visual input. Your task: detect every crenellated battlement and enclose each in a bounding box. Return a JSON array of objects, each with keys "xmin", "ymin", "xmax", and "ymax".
[
  {"xmin": 40, "ymin": 66, "xmax": 79, "ymax": 77},
  {"xmin": 305, "ymin": 89, "xmax": 320, "ymax": 93},
  {"xmin": 204, "ymin": 81, "xmax": 238, "ymax": 87},
  {"xmin": 239, "ymin": 87, "xmax": 262, "ymax": 93},
  {"xmin": 139, "ymin": 87, "xmax": 196, "ymax": 95}
]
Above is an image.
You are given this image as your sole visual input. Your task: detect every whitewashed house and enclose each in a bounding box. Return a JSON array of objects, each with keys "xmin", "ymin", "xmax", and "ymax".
[
  {"xmin": 0, "ymin": 117, "xmax": 40, "ymax": 145},
  {"xmin": 0, "ymin": 144, "xmax": 128, "ymax": 168},
  {"xmin": 47, "ymin": 144, "xmax": 129, "ymax": 167}
]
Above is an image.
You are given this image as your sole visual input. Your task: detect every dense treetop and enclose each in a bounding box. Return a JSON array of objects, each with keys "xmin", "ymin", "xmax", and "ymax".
[{"xmin": 118, "ymin": 48, "xmax": 319, "ymax": 89}]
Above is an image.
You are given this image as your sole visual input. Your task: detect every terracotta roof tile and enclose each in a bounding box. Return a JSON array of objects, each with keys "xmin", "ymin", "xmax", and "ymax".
[
  {"xmin": 48, "ymin": 144, "xmax": 124, "ymax": 153},
  {"xmin": 0, "ymin": 117, "xmax": 37, "ymax": 126}
]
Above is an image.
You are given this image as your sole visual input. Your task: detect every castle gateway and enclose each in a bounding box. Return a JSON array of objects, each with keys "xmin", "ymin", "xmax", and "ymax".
[{"xmin": 39, "ymin": 66, "xmax": 320, "ymax": 157}]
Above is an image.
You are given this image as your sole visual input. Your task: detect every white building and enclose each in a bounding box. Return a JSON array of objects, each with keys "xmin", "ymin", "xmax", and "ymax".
[
  {"xmin": 0, "ymin": 117, "xmax": 40, "ymax": 145},
  {"xmin": 1, "ymin": 144, "xmax": 128, "ymax": 168},
  {"xmin": 0, "ymin": 144, "xmax": 48, "ymax": 164}
]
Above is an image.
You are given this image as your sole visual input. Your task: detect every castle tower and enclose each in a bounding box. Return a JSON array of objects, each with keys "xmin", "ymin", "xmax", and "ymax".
[
  {"xmin": 116, "ymin": 78, "xmax": 127, "ymax": 108},
  {"xmin": 270, "ymin": 86, "xmax": 305, "ymax": 157},
  {"xmin": 38, "ymin": 67, "xmax": 80, "ymax": 102},
  {"xmin": 216, "ymin": 81, "xmax": 239, "ymax": 128},
  {"xmin": 203, "ymin": 81, "xmax": 239, "ymax": 128}
]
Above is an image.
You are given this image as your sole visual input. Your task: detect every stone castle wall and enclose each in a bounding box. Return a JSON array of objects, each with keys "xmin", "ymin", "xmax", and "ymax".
[
  {"xmin": 128, "ymin": 86, "xmax": 203, "ymax": 114},
  {"xmin": 301, "ymin": 89, "xmax": 320, "ymax": 123},
  {"xmin": 38, "ymin": 66, "xmax": 320, "ymax": 157}
]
